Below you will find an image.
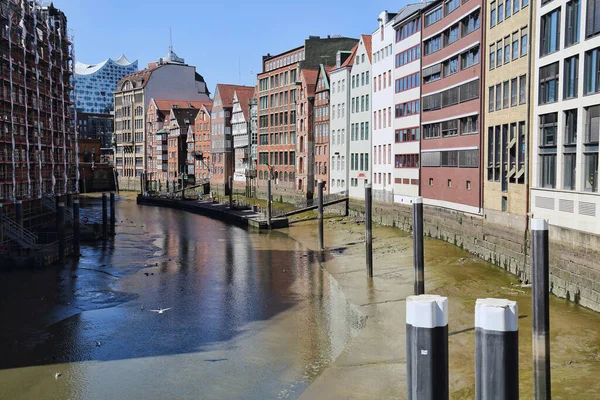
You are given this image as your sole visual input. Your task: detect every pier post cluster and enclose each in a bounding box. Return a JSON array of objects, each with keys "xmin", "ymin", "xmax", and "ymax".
[{"xmin": 405, "ymin": 218, "xmax": 551, "ymax": 400}]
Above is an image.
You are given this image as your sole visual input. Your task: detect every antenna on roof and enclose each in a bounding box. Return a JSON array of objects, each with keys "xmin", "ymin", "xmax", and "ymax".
[{"xmin": 169, "ymin": 26, "xmax": 173, "ymax": 54}]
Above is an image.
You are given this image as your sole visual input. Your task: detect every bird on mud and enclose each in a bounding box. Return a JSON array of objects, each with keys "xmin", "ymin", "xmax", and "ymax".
[
  {"xmin": 54, "ymin": 372, "xmax": 62, "ymax": 380},
  {"xmin": 150, "ymin": 308, "xmax": 171, "ymax": 314}
]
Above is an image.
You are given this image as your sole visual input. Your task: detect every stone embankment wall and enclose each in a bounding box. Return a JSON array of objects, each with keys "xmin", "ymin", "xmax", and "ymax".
[
  {"xmin": 117, "ymin": 177, "xmax": 141, "ymax": 192},
  {"xmin": 347, "ymin": 199, "xmax": 600, "ymax": 312}
]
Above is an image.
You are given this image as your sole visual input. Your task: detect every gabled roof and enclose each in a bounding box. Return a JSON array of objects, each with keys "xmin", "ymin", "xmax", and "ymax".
[
  {"xmin": 361, "ymin": 35, "xmax": 373, "ymax": 64},
  {"xmin": 214, "ymin": 84, "xmax": 255, "ymax": 108},
  {"xmin": 341, "ymin": 43, "xmax": 359, "ymax": 68},
  {"xmin": 315, "ymin": 64, "xmax": 333, "ymax": 91},
  {"xmin": 391, "ymin": 2, "xmax": 432, "ymax": 27},
  {"xmin": 233, "ymin": 87, "xmax": 256, "ymax": 120},
  {"xmin": 301, "ymin": 69, "xmax": 319, "ymax": 97},
  {"xmin": 170, "ymin": 108, "xmax": 200, "ymax": 130}
]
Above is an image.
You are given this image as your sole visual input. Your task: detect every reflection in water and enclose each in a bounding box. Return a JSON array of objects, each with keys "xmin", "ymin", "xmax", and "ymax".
[{"xmin": 0, "ymin": 197, "xmax": 364, "ymax": 400}]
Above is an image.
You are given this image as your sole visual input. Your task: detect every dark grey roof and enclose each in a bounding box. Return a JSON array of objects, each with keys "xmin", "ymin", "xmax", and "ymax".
[
  {"xmin": 391, "ymin": 2, "xmax": 432, "ymax": 27},
  {"xmin": 172, "ymin": 108, "xmax": 200, "ymax": 129}
]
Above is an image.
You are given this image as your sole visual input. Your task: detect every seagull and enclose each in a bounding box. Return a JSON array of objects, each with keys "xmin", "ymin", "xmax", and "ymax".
[
  {"xmin": 150, "ymin": 308, "xmax": 171, "ymax": 314},
  {"xmin": 55, "ymin": 372, "xmax": 61, "ymax": 379}
]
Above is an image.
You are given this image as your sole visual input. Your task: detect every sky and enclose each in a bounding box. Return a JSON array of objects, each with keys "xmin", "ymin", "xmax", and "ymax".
[{"xmin": 55, "ymin": 0, "xmax": 411, "ymax": 90}]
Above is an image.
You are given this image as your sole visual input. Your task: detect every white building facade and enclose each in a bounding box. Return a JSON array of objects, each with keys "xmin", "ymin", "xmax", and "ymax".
[
  {"xmin": 232, "ymin": 91, "xmax": 249, "ymax": 182},
  {"xmin": 349, "ymin": 36, "xmax": 373, "ymax": 199},
  {"xmin": 371, "ymin": 12, "xmax": 396, "ymax": 203},
  {"xmin": 329, "ymin": 48, "xmax": 355, "ymax": 194},
  {"xmin": 392, "ymin": 4, "xmax": 427, "ymax": 205},
  {"xmin": 532, "ymin": 0, "xmax": 600, "ymax": 234}
]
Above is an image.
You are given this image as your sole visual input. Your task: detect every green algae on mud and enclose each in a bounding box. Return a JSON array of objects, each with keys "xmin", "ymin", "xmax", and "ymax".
[{"xmin": 285, "ymin": 214, "xmax": 600, "ymax": 399}]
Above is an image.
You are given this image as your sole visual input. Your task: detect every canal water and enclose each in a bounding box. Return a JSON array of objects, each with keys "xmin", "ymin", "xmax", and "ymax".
[{"xmin": 0, "ymin": 196, "xmax": 365, "ymax": 400}]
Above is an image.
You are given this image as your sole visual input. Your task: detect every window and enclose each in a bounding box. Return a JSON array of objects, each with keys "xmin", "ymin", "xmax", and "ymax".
[
  {"xmin": 489, "ymin": 44, "xmax": 496, "ymax": 69},
  {"xmin": 444, "ymin": 24, "xmax": 460, "ymax": 46},
  {"xmin": 511, "ymin": 78, "xmax": 518, "ymax": 106},
  {"xmin": 565, "ymin": 109, "xmax": 578, "ymax": 145},
  {"xmin": 461, "ymin": 45, "xmax": 480, "ymax": 69},
  {"xmin": 540, "ymin": 112, "xmax": 558, "ymax": 147},
  {"xmin": 504, "ymin": 37, "xmax": 510, "ymax": 64},
  {"xmin": 395, "ymin": 100, "xmax": 420, "ymax": 117},
  {"xmin": 445, "ymin": 0, "xmax": 460, "ymax": 16},
  {"xmin": 496, "ymin": 40, "xmax": 503, "ymax": 67},
  {"xmin": 565, "ymin": 0, "xmax": 580, "ymax": 46},
  {"xmin": 462, "ymin": 10, "xmax": 480, "ymax": 36},
  {"xmin": 587, "ymin": 0, "xmax": 600, "ymax": 38},
  {"xmin": 461, "ymin": 115, "xmax": 479, "ymax": 134},
  {"xmin": 429, "ymin": 178, "xmax": 434, "ymax": 186},
  {"xmin": 443, "ymin": 57, "xmax": 459, "ymax": 77},
  {"xmin": 585, "ymin": 47, "xmax": 600, "ymax": 94},
  {"xmin": 519, "ymin": 74, "xmax": 527, "ymax": 104},
  {"xmin": 514, "ymin": 0, "xmax": 520, "ymax": 12},
  {"xmin": 520, "ymin": 28, "xmax": 528, "ymax": 56},
  {"xmin": 423, "ymin": 64, "xmax": 442, "ymax": 83},
  {"xmin": 491, "ymin": 2, "xmax": 497, "ymax": 27},
  {"xmin": 503, "ymin": 81, "xmax": 509, "ymax": 108},
  {"xmin": 584, "ymin": 153, "xmax": 598, "ymax": 191},
  {"xmin": 505, "ymin": 0, "xmax": 511, "ymax": 18},
  {"xmin": 564, "ymin": 56, "xmax": 579, "ymax": 99},
  {"xmin": 496, "ymin": 83, "xmax": 502, "ymax": 111},
  {"xmin": 424, "ymin": 35, "xmax": 442, "ymax": 55},
  {"xmin": 511, "ymin": 33, "xmax": 518, "ymax": 60},
  {"xmin": 423, "ymin": 123, "xmax": 441, "ymax": 139},
  {"xmin": 397, "ymin": 18, "xmax": 421, "ymax": 42},
  {"xmin": 498, "ymin": 2, "xmax": 504, "ymax": 23},
  {"xmin": 442, "ymin": 120, "xmax": 458, "ymax": 137},
  {"xmin": 564, "ymin": 153, "xmax": 577, "ymax": 190},
  {"xmin": 540, "ymin": 8, "xmax": 560, "ymax": 56},
  {"xmin": 586, "ymin": 105, "xmax": 600, "ymax": 144},
  {"xmin": 448, "ymin": 179, "xmax": 452, "ymax": 188},
  {"xmin": 425, "ymin": 7, "xmax": 443, "ymax": 26},
  {"xmin": 539, "ymin": 63, "xmax": 559, "ymax": 104},
  {"xmin": 489, "ymin": 86, "xmax": 495, "ymax": 112},
  {"xmin": 395, "ymin": 45, "xmax": 421, "ymax": 67}
]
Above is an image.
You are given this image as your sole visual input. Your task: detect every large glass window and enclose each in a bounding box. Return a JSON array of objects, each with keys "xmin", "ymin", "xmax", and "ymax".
[
  {"xmin": 496, "ymin": 83, "xmax": 502, "ymax": 111},
  {"xmin": 539, "ymin": 112, "xmax": 558, "ymax": 189},
  {"xmin": 584, "ymin": 47, "xmax": 600, "ymax": 94},
  {"xmin": 445, "ymin": 0, "xmax": 460, "ymax": 16},
  {"xmin": 540, "ymin": 8, "xmax": 561, "ymax": 57},
  {"xmin": 564, "ymin": 153, "xmax": 577, "ymax": 190},
  {"xmin": 584, "ymin": 153, "xmax": 598, "ymax": 191},
  {"xmin": 565, "ymin": 109, "xmax": 578, "ymax": 145},
  {"xmin": 586, "ymin": 0, "xmax": 600, "ymax": 38},
  {"xmin": 489, "ymin": 44, "xmax": 496, "ymax": 69},
  {"xmin": 511, "ymin": 78, "xmax": 518, "ymax": 106},
  {"xmin": 491, "ymin": 2, "xmax": 497, "ymax": 28},
  {"xmin": 539, "ymin": 62, "xmax": 559, "ymax": 104},
  {"xmin": 519, "ymin": 74, "xmax": 527, "ymax": 104},
  {"xmin": 503, "ymin": 81, "xmax": 509, "ymax": 108},
  {"xmin": 489, "ymin": 86, "xmax": 495, "ymax": 112},
  {"xmin": 564, "ymin": 56, "xmax": 579, "ymax": 99},
  {"xmin": 425, "ymin": 7, "xmax": 443, "ymax": 27},
  {"xmin": 565, "ymin": 0, "xmax": 580, "ymax": 46},
  {"xmin": 586, "ymin": 105, "xmax": 600, "ymax": 144},
  {"xmin": 512, "ymin": 32, "xmax": 519, "ymax": 60}
]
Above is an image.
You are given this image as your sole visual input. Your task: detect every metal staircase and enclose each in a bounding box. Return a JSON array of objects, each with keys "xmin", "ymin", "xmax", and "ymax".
[
  {"xmin": 41, "ymin": 194, "xmax": 74, "ymax": 223},
  {"xmin": 1, "ymin": 214, "xmax": 40, "ymax": 249}
]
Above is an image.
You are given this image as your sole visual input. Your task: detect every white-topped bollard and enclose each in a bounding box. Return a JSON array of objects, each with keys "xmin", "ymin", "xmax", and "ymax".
[
  {"xmin": 475, "ymin": 298, "xmax": 519, "ymax": 400},
  {"xmin": 406, "ymin": 295, "xmax": 449, "ymax": 400}
]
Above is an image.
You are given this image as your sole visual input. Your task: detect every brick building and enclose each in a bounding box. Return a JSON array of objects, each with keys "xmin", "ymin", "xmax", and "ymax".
[
  {"xmin": 193, "ymin": 103, "xmax": 212, "ymax": 182},
  {"xmin": 256, "ymin": 36, "xmax": 359, "ymax": 192},
  {"xmin": 296, "ymin": 68, "xmax": 317, "ymax": 196},
  {"xmin": 314, "ymin": 65, "xmax": 332, "ymax": 193},
  {"xmin": 420, "ymin": 0, "xmax": 483, "ymax": 213},
  {"xmin": 167, "ymin": 108, "xmax": 198, "ymax": 190},
  {"xmin": 146, "ymin": 100, "xmax": 208, "ymax": 190},
  {"xmin": 210, "ymin": 84, "xmax": 254, "ymax": 192}
]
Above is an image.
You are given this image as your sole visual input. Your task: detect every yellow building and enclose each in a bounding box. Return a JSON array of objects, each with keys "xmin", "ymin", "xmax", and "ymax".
[{"xmin": 483, "ymin": 0, "xmax": 535, "ymax": 228}]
